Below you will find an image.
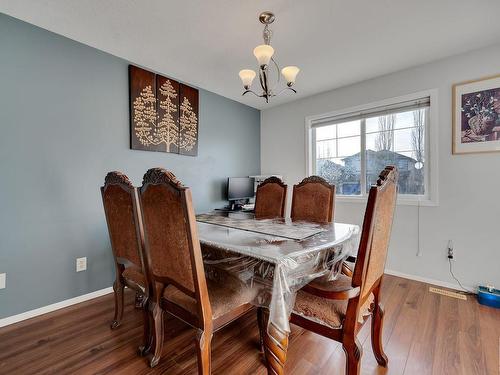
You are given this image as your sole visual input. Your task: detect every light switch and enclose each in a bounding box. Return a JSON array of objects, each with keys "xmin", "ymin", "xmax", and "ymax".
[{"xmin": 0, "ymin": 273, "xmax": 6, "ymax": 289}]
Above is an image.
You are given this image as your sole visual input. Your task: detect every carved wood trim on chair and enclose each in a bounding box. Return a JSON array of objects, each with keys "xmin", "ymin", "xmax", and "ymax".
[
  {"xmin": 260, "ymin": 176, "xmax": 287, "ymax": 188},
  {"xmin": 294, "ymin": 175, "xmax": 331, "ymax": 189},
  {"xmin": 103, "ymin": 171, "xmax": 134, "ymax": 188}
]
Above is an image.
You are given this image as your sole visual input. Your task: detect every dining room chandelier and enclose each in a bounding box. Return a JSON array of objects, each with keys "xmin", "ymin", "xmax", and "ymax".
[{"xmin": 238, "ymin": 11, "xmax": 300, "ymax": 103}]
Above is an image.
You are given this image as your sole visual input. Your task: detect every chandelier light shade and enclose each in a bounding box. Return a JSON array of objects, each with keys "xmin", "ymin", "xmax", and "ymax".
[
  {"xmin": 239, "ymin": 11, "xmax": 299, "ymax": 103},
  {"xmin": 281, "ymin": 66, "xmax": 300, "ymax": 86},
  {"xmin": 238, "ymin": 69, "xmax": 256, "ymax": 89},
  {"xmin": 253, "ymin": 45, "xmax": 274, "ymax": 67}
]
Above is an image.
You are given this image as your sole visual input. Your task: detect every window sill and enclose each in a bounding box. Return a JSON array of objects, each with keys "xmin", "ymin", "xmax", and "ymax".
[{"xmin": 336, "ymin": 195, "xmax": 438, "ymax": 207}]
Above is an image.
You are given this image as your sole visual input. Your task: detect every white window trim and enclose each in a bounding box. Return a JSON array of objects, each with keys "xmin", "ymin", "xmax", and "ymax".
[{"xmin": 305, "ymin": 89, "xmax": 439, "ymax": 206}]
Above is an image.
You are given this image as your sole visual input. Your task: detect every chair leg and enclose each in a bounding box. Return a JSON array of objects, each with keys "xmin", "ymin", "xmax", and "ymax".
[
  {"xmin": 371, "ymin": 302, "xmax": 388, "ymax": 367},
  {"xmin": 342, "ymin": 338, "xmax": 362, "ymax": 375},
  {"xmin": 195, "ymin": 329, "xmax": 213, "ymax": 375},
  {"xmin": 257, "ymin": 307, "xmax": 266, "ymax": 353},
  {"xmin": 110, "ymin": 279, "xmax": 124, "ymax": 329},
  {"xmin": 138, "ymin": 297, "xmax": 153, "ymax": 356},
  {"xmin": 148, "ymin": 302, "xmax": 164, "ymax": 368}
]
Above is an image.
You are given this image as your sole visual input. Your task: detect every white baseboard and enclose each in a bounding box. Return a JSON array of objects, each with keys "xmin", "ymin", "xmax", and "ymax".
[
  {"xmin": 384, "ymin": 269, "xmax": 475, "ymax": 293},
  {"xmin": 0, "ymin": 286, "xmax": 113, "ymax": 328}
]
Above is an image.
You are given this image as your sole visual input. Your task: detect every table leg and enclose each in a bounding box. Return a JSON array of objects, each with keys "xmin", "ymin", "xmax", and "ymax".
[{"xmin": 262, "ymin": 310, "xmax": 289, "ymax": 375}]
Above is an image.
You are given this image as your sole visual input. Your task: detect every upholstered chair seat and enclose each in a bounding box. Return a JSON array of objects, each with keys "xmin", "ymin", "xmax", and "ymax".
[
  {"xmin": 294, "ymin": 284, "xmax": 374, "ymax": 329},
  {"xmin": 163, "ymin": 278, "xmax": 256, "ymax": 320}
]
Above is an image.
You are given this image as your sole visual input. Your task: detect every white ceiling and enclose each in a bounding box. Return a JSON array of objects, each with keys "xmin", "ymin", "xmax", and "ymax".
[{"xmin": 2, "ymin": 0, "xmax": 500, "ymax": 109}]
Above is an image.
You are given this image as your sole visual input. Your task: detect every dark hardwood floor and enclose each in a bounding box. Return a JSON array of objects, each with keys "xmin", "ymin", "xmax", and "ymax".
[{"xmin": 0, "ymin": 275, "xmax": 499, "ymax": 374}]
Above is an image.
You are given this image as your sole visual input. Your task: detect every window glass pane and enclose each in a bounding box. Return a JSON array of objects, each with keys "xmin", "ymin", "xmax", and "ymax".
[
  {"xmin": 393, "ymin": 128, "xmax": 414, "ymax": 152},
  {"xmin": 316, "ymin": 124, "xmax": 336, "ymax": 140},
  {"xmin": 337, "ymin": 136, "xmax": 360, "ymax": 157},
  {"xmin": 337, "ymin": 120, "xmax": 361, "ymax": 138},
  {"xmin": 366, "ymin": 117, "xmax": 379, "ymax": 133},
  {"xmin": 394, "ymin": 110, "xmax": 416, "ymax": 129},
  {"xmin": 315, "ymin": 128, "xmax": 361, "ymax": 195},
  {"xmin": 316, "ymin": 139, "xmax": 336, "ymax": 159},
  {"xmin": 366, "ymin": 130, "xmax": 393, "ymax": 152},
  {"xmin": 366, "ymin": 109, "xmax": 426, "ymax": 195}
]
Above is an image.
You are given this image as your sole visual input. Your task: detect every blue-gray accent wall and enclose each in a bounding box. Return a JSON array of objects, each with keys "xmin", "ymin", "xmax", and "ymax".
[{"xmin": 0, "ymin": 14, "xmax": 260, "ymax": 319}]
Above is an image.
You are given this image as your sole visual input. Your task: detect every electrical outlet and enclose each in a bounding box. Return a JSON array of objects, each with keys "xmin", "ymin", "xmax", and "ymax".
[
  {"xmin": 76, "ymin": 257, "xmax": 87, "ymax": 272},
  {"xmin": 447, "ymin": 240, "xmax": 454, "ymax": 260},
  {"xmin": 0, "ymin": 273, "xmax": 5, "ymax": 289}
]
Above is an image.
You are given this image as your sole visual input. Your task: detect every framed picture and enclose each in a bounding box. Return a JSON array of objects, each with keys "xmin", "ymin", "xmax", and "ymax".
[
  {"xmin": 452, "ymin": 74, "xmax": 500, "ymax": 154},
  {"xmin": 129, "ymin": 65, "xmax": 199, "ymax": 156}
]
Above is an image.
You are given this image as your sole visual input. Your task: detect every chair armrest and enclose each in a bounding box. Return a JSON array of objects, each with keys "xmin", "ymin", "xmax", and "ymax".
[{"xmin": 302, "ymin": 283, "xmax": 360, "ymax": 300}]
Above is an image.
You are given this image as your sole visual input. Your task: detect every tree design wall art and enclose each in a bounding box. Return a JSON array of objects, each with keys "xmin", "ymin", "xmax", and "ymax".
[
  {"xmin": 129, "ymin": 65, "xmax": 199, "ymax": 155},
  {"xmin": 179, "ymin": 85, "xmax": 199, "ymax": 156},
  {"xmin": 157, "ymin": 75, "xmax": 180, "ymax": 153}
]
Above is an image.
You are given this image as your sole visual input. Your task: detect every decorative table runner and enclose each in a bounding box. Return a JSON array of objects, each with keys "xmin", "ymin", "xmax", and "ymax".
[{"xmin": 196, "ymin": 213, "xmax": 324, "ymax": 240}]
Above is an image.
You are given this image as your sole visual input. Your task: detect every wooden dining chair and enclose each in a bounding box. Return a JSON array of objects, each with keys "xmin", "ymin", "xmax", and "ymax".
[
  {"xmin": 254, "ymin": 176, "xmax": 287, "ymax": 219},
  {"xmin": 288, "ymin": 166, "xmax": 398, "ymax": 375},
  {"xmin": 100, "ymin": 171, "xmax": 151, "ymax": 354},
  {"xmin": 138, "ymin": 168, "xmax": 256, "ymax": 372},
  {"xmin": 290, "ymin": 175, "xmax": 335, "ymax": 223}
]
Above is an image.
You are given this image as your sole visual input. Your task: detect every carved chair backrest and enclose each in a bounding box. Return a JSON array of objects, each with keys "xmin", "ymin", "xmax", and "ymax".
[
  {"xmin": 352, "ymin": 166, "xmax": 398, "ymax": 303},
  {"xmin": 291, "ymin": 176, "xmax": 335, "ymax": 223},
  {"xmin": 101, "ymin": 171, "xmax": 144, "ymax": 271},
  {"xmin": 254, "ymin": 177, "xmax": 287, "ymax": 219},
  {"xmin": 138, "ymin": 168, "xmax": 211, "ymax": 320}
]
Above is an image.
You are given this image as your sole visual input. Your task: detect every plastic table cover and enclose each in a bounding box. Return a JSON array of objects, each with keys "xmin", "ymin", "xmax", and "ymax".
[{"xmin": 197, "ymin": 214, "xmax": 360, "ymax": 334}]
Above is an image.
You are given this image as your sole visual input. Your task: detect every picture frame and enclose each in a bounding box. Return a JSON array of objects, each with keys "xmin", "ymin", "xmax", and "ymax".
[{"xmin": 452, "ymin": 74, "xmax": 500, "ymax": 154}]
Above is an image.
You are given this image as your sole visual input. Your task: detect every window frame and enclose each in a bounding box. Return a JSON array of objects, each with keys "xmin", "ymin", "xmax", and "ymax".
[{"xmin": 305, "ymin": 89, "xmax": 439, "ymax": 206}]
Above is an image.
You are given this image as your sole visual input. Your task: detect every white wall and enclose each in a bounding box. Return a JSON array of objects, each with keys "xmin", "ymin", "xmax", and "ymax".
[{"xmin": 261, "ymin": 43, "xmax": 500, "ymax": 290}]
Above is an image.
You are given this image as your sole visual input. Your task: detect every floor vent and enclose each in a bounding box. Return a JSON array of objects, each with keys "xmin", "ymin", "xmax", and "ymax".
[{"xmin": 429, "ymin": 287, "xmax": 467, "ymax": 300}]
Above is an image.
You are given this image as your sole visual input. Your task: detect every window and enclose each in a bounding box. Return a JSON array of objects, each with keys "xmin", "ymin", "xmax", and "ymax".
[{"xmin": 306, "ymin": 91, "xmax": 438, "ymax": 205}]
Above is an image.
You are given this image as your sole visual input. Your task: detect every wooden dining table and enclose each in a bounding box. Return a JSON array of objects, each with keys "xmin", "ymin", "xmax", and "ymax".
[{"xmin": 196, "ymin": 211, "xmax": 360, "ymax": 374}]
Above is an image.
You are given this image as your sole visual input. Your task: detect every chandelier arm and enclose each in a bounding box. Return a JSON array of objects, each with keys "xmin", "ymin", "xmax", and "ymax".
[
  {"xmin": 275, "ymin": 87, "xmax": 297, "ymax": 97},
  {"xmin": 242, "ymin": 89, "xmax": 262, "ymax": 97},
  {"xmin": 269, "ymin": 57, "xmax": 281, "ymax": 93}
]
